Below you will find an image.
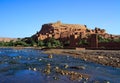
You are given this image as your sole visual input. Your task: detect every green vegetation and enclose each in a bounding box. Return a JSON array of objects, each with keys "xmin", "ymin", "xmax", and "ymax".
[
  {"xmin": 45, "ymin": 38, "xmax": 62, "ymax": 48},
  {"xmin": 112, "ymin": 38, "xmax": 120, "ymax": 43},
  {"xmin": 0, "ymin": 36, "xmax": 120, "ymax": 48},
  {"xmin": 98, "ymin": 36, "xmax": 111, "ymax": 43},
  {"xmin": 38, "ymin": 40, "xmax": 44, "ymax": 47},
  {"xmin": 0, "ymin": 38, "xmax": 31, "ymax": 47},
  {"xmin": 98, "ymin": 35, "xmax": 120, "ymax": 43},
  {"xmin": 21, "ymin": 37, "xmax": 37, "ymax": 46},
  {"xmin": 78, "ymin": 39, "xmax": 88, "ymax": 45},
  {"xmin": 0, "ymin": 37, "xmax": 62, "ymax": 48},
  {"xmin": 0, "ymin": 40, "xmax": 15, "ymax": 46},
  {"xmin": 63, "ymin": 40, "xmax": 70, "ymax": 46}
]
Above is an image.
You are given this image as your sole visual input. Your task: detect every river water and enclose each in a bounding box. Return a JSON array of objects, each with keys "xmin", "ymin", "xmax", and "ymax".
[{"xmin": 0, "ymin": 48, "xmax": 120, "ymax": 83}]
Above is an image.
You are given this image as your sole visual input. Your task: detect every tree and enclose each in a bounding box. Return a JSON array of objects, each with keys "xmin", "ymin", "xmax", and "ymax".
[
  {"xmin": 112, "ymin": 39, "xmax": 120, "ymax": 43},
  {"xmin": 79, "ymin": 39, "xmax": 88, "ymax": 45},
  {"xmin": 0, "ymin": 41, "xmax": 4, "ymax": 46},
  {"xmin": 45, "ymin": 37, "xmax": 62, "ymax": 48},
  {"xmin": 25, "ymin": 38, "xmax": 37, "ymax": 46},
  {"xmin": 14, "ymin": 40, "xmax": 29, "ymax": 46},
  {"xmin": 46, "ymin": 42, "xmax": 52, "ymax": 48},
  {"xmin": 38, "ymin": 40, "xmax": 44, "ymax": 47},
  {"xmin": 98, "ymin": 35, "xmax": 111, "ymax": 43},
  {"xmin": 7, "ymin": 40, "xmax": 14, "ymax": 46},
  {"xmin": 64, "ymin": 40, "xmax": 70, "ymax": 46}
]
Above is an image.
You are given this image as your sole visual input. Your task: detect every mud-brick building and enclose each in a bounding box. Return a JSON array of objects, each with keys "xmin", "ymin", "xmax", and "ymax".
[
  {"xmin": 32, "ymin": 21, "xmax": 120, "ymax": 48},
  {"xmin": 37, "ymin": 21, "xmax": 87, "ymax": 40}
]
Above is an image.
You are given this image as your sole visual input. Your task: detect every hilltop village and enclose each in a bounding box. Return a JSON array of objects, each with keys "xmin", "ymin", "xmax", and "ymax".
[{"xmin": 31, "ymin": 21, "xmax": 120, "ymax": 49}]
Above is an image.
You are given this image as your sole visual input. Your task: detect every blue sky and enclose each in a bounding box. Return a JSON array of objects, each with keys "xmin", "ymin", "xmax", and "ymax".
[{"xmin": 0, "ymin": 0, "xmax": 120, "ymax": 38}]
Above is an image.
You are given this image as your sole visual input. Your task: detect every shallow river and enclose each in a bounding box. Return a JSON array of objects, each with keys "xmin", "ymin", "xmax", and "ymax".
[{"xmin": 0, "ymin": 48, "xmax": 120, "ymax": 83}]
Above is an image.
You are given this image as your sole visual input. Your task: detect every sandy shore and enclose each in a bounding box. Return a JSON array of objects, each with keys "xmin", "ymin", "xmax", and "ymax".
[{"xmin": 44, "ymin": 49, "xmax": 120, "ymax": 68}]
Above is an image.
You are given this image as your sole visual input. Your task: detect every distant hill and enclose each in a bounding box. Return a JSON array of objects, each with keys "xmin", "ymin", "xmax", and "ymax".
[{"xmin": 0, "ymin": 37, "xmax": 17, "ymax": 42}]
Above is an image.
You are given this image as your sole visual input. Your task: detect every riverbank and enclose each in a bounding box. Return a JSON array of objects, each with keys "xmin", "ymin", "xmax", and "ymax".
[
  {"xmin": 1, "ymin": 47, "xmax": 120, "ymax": 68},
  {"xmin": 0, "ymin": 46, "xmax": 42, "ymax": 49},
  {"xmin": 44, "ymin": 49, "xmax": 120, "ymax": 68}
]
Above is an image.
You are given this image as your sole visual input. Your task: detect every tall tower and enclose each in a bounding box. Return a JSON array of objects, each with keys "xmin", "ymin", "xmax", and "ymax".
[
  {"xmin": 70, "ymin": 35, "xmax": 79, "ymax": 47},
  {"xmin": 90, "ymin": 34, "xmax": 98, "ymax": 48}
]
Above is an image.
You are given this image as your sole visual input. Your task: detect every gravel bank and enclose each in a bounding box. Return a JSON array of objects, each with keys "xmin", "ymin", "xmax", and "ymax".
[{"xmin": 44, "ymin": 49, "xmax": 120, "ymax": 68}]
